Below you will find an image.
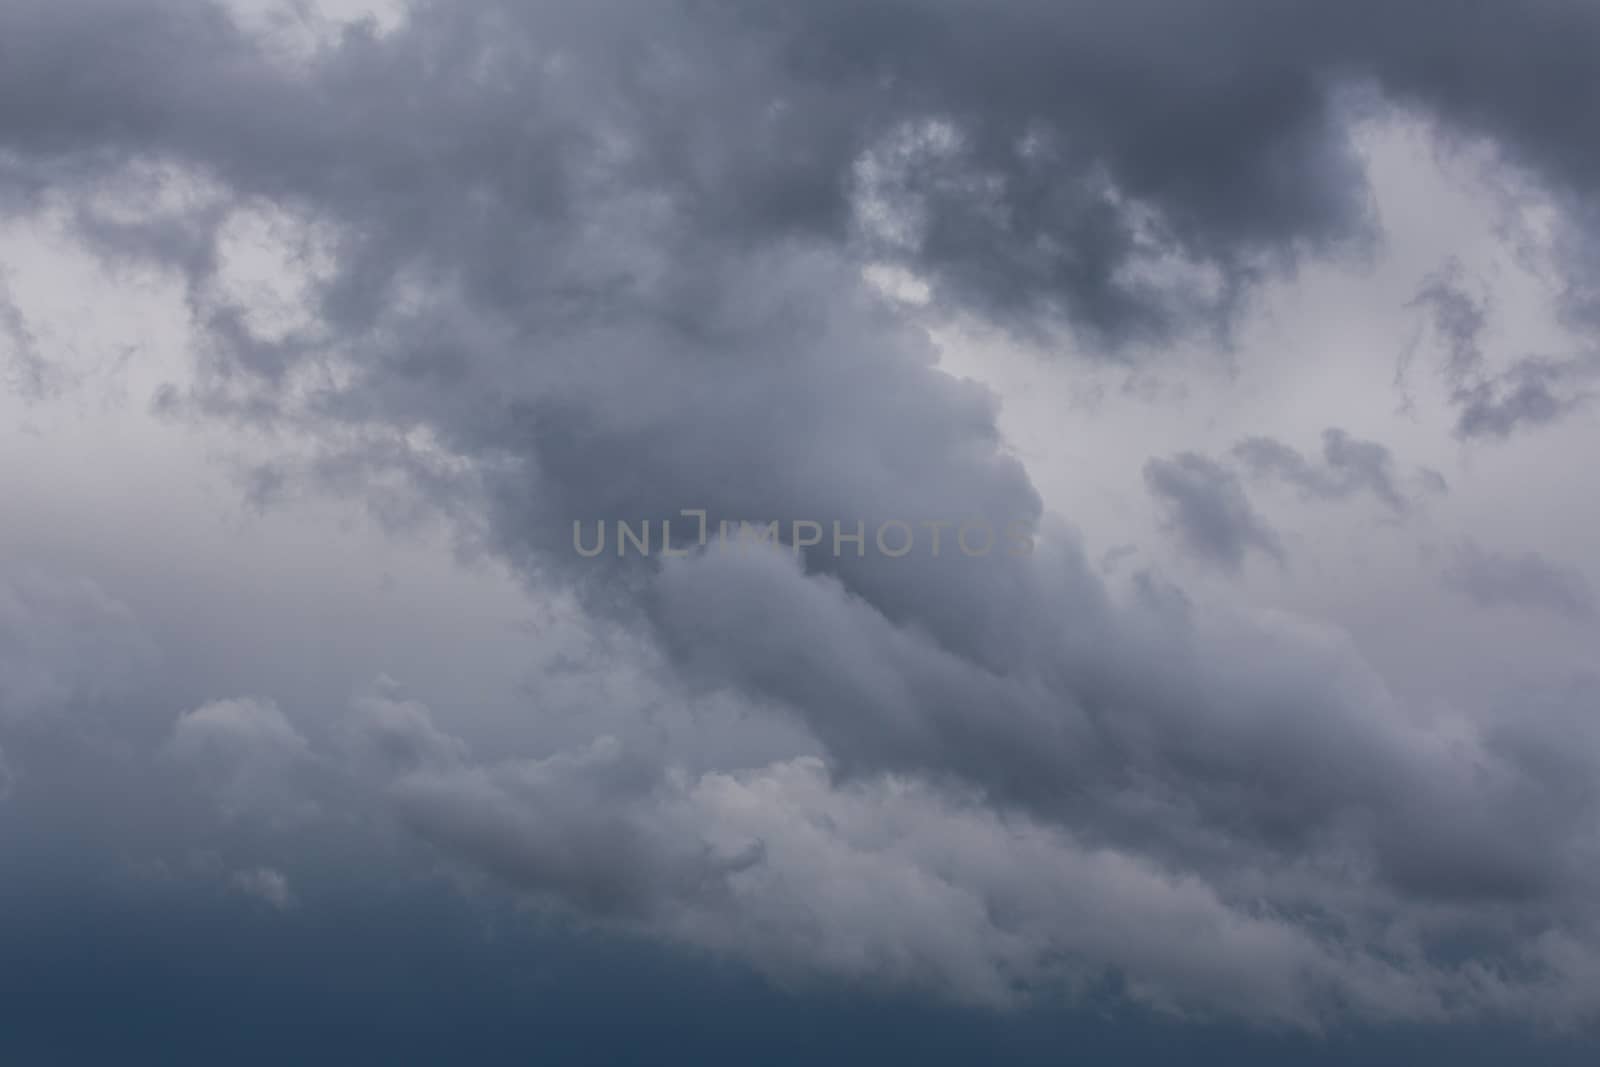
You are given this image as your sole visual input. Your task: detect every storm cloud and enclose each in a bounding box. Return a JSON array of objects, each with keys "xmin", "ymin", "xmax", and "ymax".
[{"xmin": 4, "ymin": 0, "xmax": 1600, "ymax": 1048}]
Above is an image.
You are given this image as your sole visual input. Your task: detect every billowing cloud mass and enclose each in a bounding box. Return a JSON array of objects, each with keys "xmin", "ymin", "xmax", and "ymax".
[{"xmin": 3, "ymin": 0, "xmax": 1600, "ymax": 1053}]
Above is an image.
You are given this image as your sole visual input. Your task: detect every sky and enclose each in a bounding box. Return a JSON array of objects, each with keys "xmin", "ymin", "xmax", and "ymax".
[{"xmin": 3, "ymin": 0, "xmax": 1600, "ymax": 1062}]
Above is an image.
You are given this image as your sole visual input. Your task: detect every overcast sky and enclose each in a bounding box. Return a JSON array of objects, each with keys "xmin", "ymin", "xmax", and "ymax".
[{"xmin": 4, "ymin": 1, "xmax": 1600, "ymax": 1062}]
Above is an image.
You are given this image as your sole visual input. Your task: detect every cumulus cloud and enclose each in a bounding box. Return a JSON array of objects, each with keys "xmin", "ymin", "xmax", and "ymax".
[
  {"xmin": 394, "ymin": 746, "xmax": 1454, "ymax": 1026},
  {"xmin": 168, "ymin": 697, "xmax": 318, "ymax": 822},
  {"xmin": 6, "ymin": 0, "xmax": 1600, "ymax": 1039},
  {"xmin": 342, "ymin": 675, "xmax": 470, "ymax": 776},
  {"xmin": 174, "ymin": 674, "xmax": 1588, "ymax": 1028}
]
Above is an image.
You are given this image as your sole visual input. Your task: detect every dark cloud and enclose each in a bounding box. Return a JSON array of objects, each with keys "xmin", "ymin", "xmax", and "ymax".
[
  {"xmin": 6, "ymin": 0, "xmax": 1600, "ymax": 1033},
  {"xmin": 1144, "ymin": 453, "xmax": 1284, "ymax": 571},
  {"xmin": 140, "ymin": 680, "xmax": 1511, "ymax": 1022},
  {"xmin": 2, "ymin": 0, "xmax": 1599, "ymax": 356},
  {"xmin": 1444, "ymin": 541, "xmax": 1597, "ymax": 622}
]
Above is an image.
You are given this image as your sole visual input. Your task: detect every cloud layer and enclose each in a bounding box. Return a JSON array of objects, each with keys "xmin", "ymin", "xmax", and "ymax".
[{"xmin": 4, "ymin": 0, "xmax": 1600, "ymax": 1044}]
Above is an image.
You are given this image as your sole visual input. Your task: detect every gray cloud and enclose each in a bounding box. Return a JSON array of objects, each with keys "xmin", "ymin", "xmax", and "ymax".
[
  {"xmin": 1, "ymin": 0, "xmax": 1598, "ymax": 358},
  {"xmin": 1454, "ymin": 354, "xmax": 1600, "ymax": 440},
  {"xmin": 1444, "ymin": 542, "xmax": 1597, "ymax": 623},
  {"xmin": 6, "ymin": 0, "xmax": 1600, "ymax": 1034},
  {"xmin": 167, "ymin": 697, "xmax": 320, "ymax": 823},
  {"xmin": 1144, "ymin": 453, "xmax": 1284, "ymax": 571},
  {"xmin": 1408, "ymin": 259, "xmax": 1490, "ymax": 388},
  {"xmin": 0, "ymin": 272, "xmax": 55, "ymax": 399},
  {"xmin": 1408, "ymin": 261, "xmax": 1600, "ymax": 439},
  {"xmin": 0, "ymin": 567, "xmax": 155, "ymax": 723},
  {"xmin": 155, "ymin": 680, "xmax": 1567, "ymax": 1026},
  {"xmin": 1233, "ymin": 428, "xmax": 1414, "ymax": 513}
]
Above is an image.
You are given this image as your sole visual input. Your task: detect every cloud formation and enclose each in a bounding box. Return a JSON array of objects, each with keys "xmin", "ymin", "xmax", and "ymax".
[
  {"xmin": 1234, "ymin": 429, "xmax": 1415, "ymax": 514},
  {"xmin": 1444, "ymin": 542, "xmax": 1597, "ymax": 623},
  {"xmin": 1144, "ymin": 453, "xmax": 1284, "ymax": 570},
  {"xmin": 3, "ymin": 0, "xmax": 1600, "ymax": 1043},
  {"xmin": 0, "ymin": 568, "xmax": 153, "ymax": 723},
  {"xmin": 1408, "ymin": 260, "xmax": 1600, "ymax": 439}
]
